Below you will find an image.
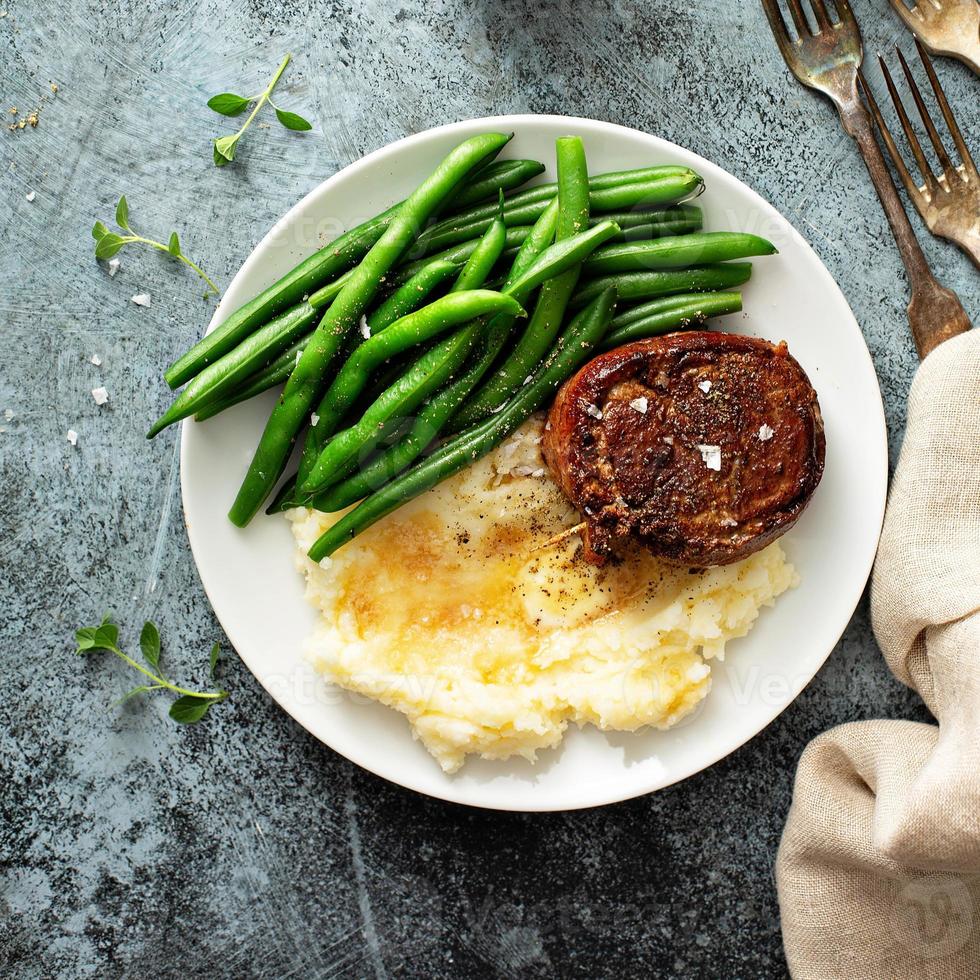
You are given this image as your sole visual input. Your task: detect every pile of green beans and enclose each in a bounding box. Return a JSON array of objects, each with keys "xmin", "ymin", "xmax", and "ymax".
[
  {"xmin": 149, "ymin": 132, "xmax": 778, "ymax": 549},
  {"xmin": 307, "ymin": 285, "xmax": 619, "ymax": 562},
  {"xmin": 452, "ymin": 135, "xmax": 591, "ymax": 429}
]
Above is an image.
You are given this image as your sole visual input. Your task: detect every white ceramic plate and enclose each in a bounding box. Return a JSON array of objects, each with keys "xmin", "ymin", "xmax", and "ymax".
[{"xmin": 181, "ymin": 115, "xmax": 887, "ymax": 811}]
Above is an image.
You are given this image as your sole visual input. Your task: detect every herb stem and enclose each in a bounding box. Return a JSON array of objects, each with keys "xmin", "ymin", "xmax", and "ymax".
[
  {"xmin": 236, "ymin": 53, "xmax": 291, "ymax": 147},
  {"xmin": 108, "ymin": 643, "xmax": 226, "ymax": 701},
  {"xmin": 131, "ymin": 235, "xmax": 220, "ymax": 294}
]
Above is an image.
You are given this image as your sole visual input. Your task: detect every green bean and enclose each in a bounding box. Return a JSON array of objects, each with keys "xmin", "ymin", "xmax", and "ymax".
[
  {"xmin": 296, "ymin": 232, "xmax": 505, "ymax": 483},
  {"xmin": 306, "ymin": 286, "xmax": 618, "ymax": 562},
  {"xmin": 278, "ymin": 199, "xmax": 561, "ymax": 510},
  {"xmin": 601, "ymin": 292, "xmax": 743, "ymax": 349},
  {"xmin": 438, "ymin": 197, "xmax": 562, "ymax": 438},
  {"xmin": 505, "ymin": 219, "xmax": 619, "ymax": 298},
  {"xmin": 582, "ymin": 232, "xmax": 776, "ymax": 277},
  {"xmin": 289, "ymin": 286, "xmax": 520, "ymax": 473},
  {"xmin": 425, "ymin": 165, "xmax": 697, "ymax": 236},
  {"xmin": 308, "ymin": 168, "xmax": 578, "ymax": 507},
  {"xmin": 305, "ymin": 351, "xmax": 484, "ymax": 511},
  {"xmin": 149, "ymin": 300, "xmax": 321, "ymax": 437},
  {"xmin": 163, "ymin": 148, "xmax": 519, "ymax": 390},
  {"xmin": 227, "ymin": 132, "xmax": 512, "ymax": 527},
  {"xmin": 410, "ymin": 170, "xmax": 702, "ymax": 258},
  {"xmin": 300, "ymin": 327, "xmax": 482, "ymax": 494},
  {"xmin": 453, "ymin": 135, "xmax": 590, "ymax": 429},
  {"xmin": 193, "ymin": 259, "xmax": 459, "ymax": 423},
  {"xmin": 571, "ymin": 263, "xmax": 754, "ymax": 309},
  {"xmin": 355, "ymin": 260, "xmax": 457, "ymax": 345},
  {"xmin": 609, "ymin": 291, "xmax": 729, "ymax": 329},
  {"xmin": 443, "ymin": 159, "xmax": 545, "ymax": 210},
  {"xmin": 593, "ymin": 205, "xmax": 702, "ymax": 237},
  {"xmin": 269, "ymin": 204, "xmax": 561, "ymax": 515},
  {"xmin": 194, "ymin": 336, "xmax": 306, "ymax": 422},
  {"xmin": 297, "ymin": 214, "xmax": 509, "ymax": 493},
  {"xmin": 149, "ymin": 257, "xmax": 460, "ymax": 437},
  {"xmin": 394, "ymin": 226, "xmax": 531, "ymax": 283}
]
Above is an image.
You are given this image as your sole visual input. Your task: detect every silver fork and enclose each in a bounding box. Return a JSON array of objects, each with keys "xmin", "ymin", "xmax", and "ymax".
[
  {"xmin": 860, "ymin": 38, "xmax": 980, "ymax": 267},
  {"xmin": 887, "ymin": 0, "xmax": 980, "ymax": 75},
  {"xmin": 761, "ymin": 0, "xmax": 971, "ymax": 358}
]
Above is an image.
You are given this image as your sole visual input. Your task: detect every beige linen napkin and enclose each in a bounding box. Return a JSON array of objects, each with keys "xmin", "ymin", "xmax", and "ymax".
[{"xmin": 776, "ymin": 329, "xmax": 980, "ymax": 977}]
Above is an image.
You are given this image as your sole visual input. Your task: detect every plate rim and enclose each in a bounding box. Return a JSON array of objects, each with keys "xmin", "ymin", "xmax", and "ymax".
[{"xmin": 180, "ymin": 113, "xmax": 888, "ymax": 811}]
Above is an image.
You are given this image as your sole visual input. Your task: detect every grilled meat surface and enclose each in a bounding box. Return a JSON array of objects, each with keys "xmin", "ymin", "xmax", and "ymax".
[{"xmin": 542, "ymin": 331, "xmax": 825, "ymax": 566}]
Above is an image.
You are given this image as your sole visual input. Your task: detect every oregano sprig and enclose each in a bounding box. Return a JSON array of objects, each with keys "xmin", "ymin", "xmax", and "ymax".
[
  {"xmin": 92, "ymin": 196, "xmax": 220, "ymax": 294},
  {"xmin": 76, "ymin": 615, "xmax": 227, "ymax": 724},
  {"xmin": 208, "ymin": 53, "xmax": 312, "ymax": 167}
]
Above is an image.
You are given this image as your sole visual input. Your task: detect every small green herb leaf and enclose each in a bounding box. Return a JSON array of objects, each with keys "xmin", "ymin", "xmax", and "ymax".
[
  {"xmin": 207, "ymin": 92, "xmax": 251, "ymax": 117},
  {"xmin": 170, "ymin": 694, "xmax": 214, "ymax": 724},
  {"xmin": 139, "ymin": 621, "xmax": 161, "ymax": 670},
  {"xmin": 115, "ymin": 195, "xmax": 130, "ymax": 231},
  {"xmin": 73, "ymin": 616, "xmax": 228, "ymax": 725},
  {"xmin": 95, "ymin": 233, "xmax": 126, "ymax": 260},
  {"xmin": 207, "ymin": 55, "xmax": 309, "ymax": 167},
  {"xmin": 91, "ymin": 198, "xmax": 219, "ymax": 294},
  {"xmin": 213, "ymin": 134, "xmax": 240, "ymax": 166},
  {"xmin": 209, "ymin": 642, "xmax": 221, "ymax": 679},
  {"xmin": 76, "ymin": 615, "xmax": 119, "ymax": 654},
  {"xmin": 274, "ymin": 107, "xmax": 312, "ymax": 132}
]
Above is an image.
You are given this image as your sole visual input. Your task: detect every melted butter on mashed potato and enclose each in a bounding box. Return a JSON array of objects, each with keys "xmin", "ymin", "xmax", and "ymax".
[{"xmin": 289, "ymin": 414, "xmax": 798, "ymax": 773}]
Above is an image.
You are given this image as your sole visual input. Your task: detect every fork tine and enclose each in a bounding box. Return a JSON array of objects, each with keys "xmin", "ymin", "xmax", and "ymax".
[
  {"xmin": 834, "ymin": 0, "xmax": 856, "ymax": 23},
  {"xmin": 760, "ymin": 0, "xmax": 795, "ymax": 59},
  {"xmin": 785, "ymin": 0, "xmax": 812, "ymax": 36},
  {"xmin": 808, "ymin": 0, "xmax": 833, "ymax": 31},
  {"xmin": 914, "ymin": 36, "xmax": 977, "ymax": 180},
  {"xmin": 858, "ymin": 70, "xmax": 924, "ymax": 206},
  {"xmin": 887, "ymin": 0, "xmax": 918, "ymax": 32},
  {"xmin": 895, "ymin": 46, "xmax": 957, "ymax": 182},
  {"xmin": 879, "ymin": 54, "xmax": 937, "ymax": 194}
]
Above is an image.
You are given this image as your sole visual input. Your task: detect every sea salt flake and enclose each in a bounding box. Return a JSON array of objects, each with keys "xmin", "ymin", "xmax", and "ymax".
[
  {"xmin": 89, "ymin": 354, "xmax": 102, "ymax": 367},
  {"xmin": 720, "ymin": 517, "xmax": 737, "ymax": 527},
  {"xmin": 318, "ymin": 556, "xmax": 332, "ymax": 569},
  {"xmin": 698, "ymin": 380, "xmax": 712, "ymax": 393},
  {"xmin": 629, "ymin": 396, "xmax": 648, "ymax": 414},
  {"xmin": 310, "ymin": 413, "xmax": 320, "ymax": 427},
  {"xmin": 131, "ymin": 292, "xmax": 151, "ymax": 307},
  {"xmin": 585, "ymin": 402, "xmax": 603, "ymax": 420},
  {"xmin": 696, "ymin": 444, "xmax": 721, "ymax": 471},
  {"xmin": 758, "ymin": 423, "xmax": 774, "ymax": 441},
  {"xmin": 25, "ymin": 190, "xmax": 35, "ymax": 202},
  {"xmin": 531, "ymin": 468, "xmax": 545, "ymax": 478},
  {"xmin": 3, "ymin": 409, "xmax": 13, "ymax": 421},
  {"xmin": 663, "ymin": 435, "xmax": 674, "ymax": 445},
  {"xmin": 359, "ymin": 315, "xmax": 371, "ymax": 339},
  {"xmin": 66, "ymin": 429, "xmax": 78, "ymax": 446},
  {"xmin": 107, "ymin": 257, "xmax": 120, "ymax": 277},
  {"xmin": 91, "ymin": 386, "xmax": 109, "ymax": 406}
]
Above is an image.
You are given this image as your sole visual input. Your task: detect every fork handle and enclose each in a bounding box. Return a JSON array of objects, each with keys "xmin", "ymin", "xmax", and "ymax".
[{"xmin": 838, "ymin": 104, "xmax": 972, "ymax": 358}]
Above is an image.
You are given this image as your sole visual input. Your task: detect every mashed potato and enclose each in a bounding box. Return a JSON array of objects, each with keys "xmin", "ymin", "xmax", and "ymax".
[{"xmin": 289, "ymin": 415, "xmax": 797, "ymax": 773}]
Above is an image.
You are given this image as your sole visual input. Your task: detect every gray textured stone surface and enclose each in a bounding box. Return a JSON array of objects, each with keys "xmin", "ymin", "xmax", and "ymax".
[{"xmin": 1, "ymin": 0, "xmax": 977, "ymax": 976}]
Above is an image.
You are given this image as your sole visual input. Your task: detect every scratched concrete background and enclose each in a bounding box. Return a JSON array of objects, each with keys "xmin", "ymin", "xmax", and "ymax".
[{"xmin": 1, "ymin": 0, "xmax": 977, "ymax": 975}]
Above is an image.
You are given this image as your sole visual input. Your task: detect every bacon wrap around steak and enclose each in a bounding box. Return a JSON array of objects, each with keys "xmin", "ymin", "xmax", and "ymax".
[{"xmin": 542, "ymin": 331, "xmax": 825, "ymax": 566}]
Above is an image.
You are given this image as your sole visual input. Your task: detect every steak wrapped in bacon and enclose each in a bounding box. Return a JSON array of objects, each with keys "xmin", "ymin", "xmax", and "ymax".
[{"xmin": 542, "ymin": 331, "xmax": 825, "ymax": 566}]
